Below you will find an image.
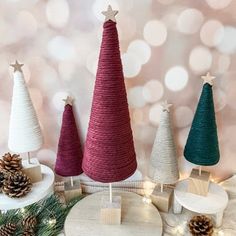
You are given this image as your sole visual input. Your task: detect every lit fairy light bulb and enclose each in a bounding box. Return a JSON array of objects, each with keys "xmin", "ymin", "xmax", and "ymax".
[
  {"xmin": 46, "ymin": 0, "xmax": 70, "ymax": 28},
  {"xmin": 122, "ymin": 52, "xmax": 142, "ymax": 78},
  {"xmin": 173, "ymin": 221, "xmax": 187, "ymax": 235},
  {"xmin": 37, "ymin": 149, "xmax": 56, "ymax": 166},
  {"xmin": 142, "ymin": 80, "xmax": 164, "ymax": 103},
  {"xmin": 217, "ymin": 54, "xmax": 231, "ymax": 73},
  {"xmin": 143, "ymin": 180, "xmax": 155, "ymax": 196},
  {"xmin": 205, "ymin": 0, "xmax": 232, "ymax": 9},
  {"xmin": 17, "ymin": 11, "xmax": 38, "ymax": 37},
  {"xmin": 158, "ymin": 0, "xmax": 175, "ymax": 4},
  {"xmin": 142, "ymin": 196, "xmax": 152, "ymax": 204},
  {"xmin": 177, "ymin": 8, "xmax": 204, "ymax": 34},
  {"xmin": 164, "ymin": 66, "xmax": 188, "ymax": 91},
  {"xmin": 127, "ymin": 40, "xmax": 151, "ymax": 65},
  {"xmin": 48, "ymin": 218, "xmax": 56, "ymax": 226},
  {"xmin": 189, "ymin": 46, "xmax": 212, "ymax": 73},
  {"xmin": 217, "ymin": 26, "xmax": 236, "ymax": 54},
  {"xmin": 20, "ymin": 207, "xmax": 26, "ymax": 214},
  {"xmin": 47, "ymin": 36, "xmax": 76, "ymax": 61},
  {"xmin": 132, "ymin": 109, "xmax": 144, "ymax": 124},
  {"xmin": 174, "ymin": 106, "xmax": 193, "ymax": 128},
  {"xmin": 86, "ymin": 50, "xmax": 99, "ymax": 76},
  {"xmin": 128, "ymin": 86, "xmax": 146, "ymax": 108},
  {"xmin": 200, "ymin": 20, "xmax": 224, "ymax": 47},
  {"xmin": 143, "ymin": 20, "xmax": 167, "ymax": 46},
  {"xmin": 118, "ymin": 16, "xmax": 137, "ymax": 41},
  {"xmin": 214, "ymin": 89, "xmax": 226, "ymax": 112},
  {"xmin": 177, "ymin": 127, "xmax": 189, "ymax": 148},
  {"xmin": 149, "ymin": 103, "xmax": 162, "ymax": 126}
]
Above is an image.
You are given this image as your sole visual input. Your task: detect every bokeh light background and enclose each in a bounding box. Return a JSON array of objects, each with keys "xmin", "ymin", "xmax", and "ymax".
[{"xmin": 0, "ymin": 0, "xmax": 235, "ymax": 181}]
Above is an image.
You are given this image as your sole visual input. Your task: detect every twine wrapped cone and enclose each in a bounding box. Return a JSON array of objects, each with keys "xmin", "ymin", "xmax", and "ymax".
[
  {"xmin": 8, "ymin": 71, "xmax": 43, "ymax": 153},
  {"xmin": 184, "ymin": 83, "xmax": 220, "ymax": 166},
  {"xmin": 82, "ymin": 20, "xmax": 137, "ymax": 183},
  {"xmin": 55, "ymin": 104, "xmax": 83, "ymax": 177},
  {"xmin": 150, "ymin": 105, "xmax": 179, "ymax": 184}
]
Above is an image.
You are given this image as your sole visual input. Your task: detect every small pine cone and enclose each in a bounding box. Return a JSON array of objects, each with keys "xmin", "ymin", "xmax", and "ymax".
[
  {"xmin": 2, "ymin": 172, "xmax": 32, "ymax": 198},
  {"xmin": 22, "ymin": 215, "xmax": 37, "ymax": 230},
  {"xmin": 0, "ymin": 223, "xmax": 16, "ymax": 236},
  {"xmin": 0, "ymin": 153, "xmax": 22, "ymax": 174},
  {"xmin": 22, "ymin": 228, "xmax": 35, "ymax": 236},
  {"xmin": 189, "ymin": 215, "xmax": 214, "ymax": 236},
  {"xmin": 0, "ymin": 172, "xmax": 4, "ymax": 192}
]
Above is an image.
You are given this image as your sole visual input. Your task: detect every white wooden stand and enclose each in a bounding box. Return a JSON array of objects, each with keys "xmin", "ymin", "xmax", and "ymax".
[
  {"xmin": 0, "ymin": 165, "xmax": 54, "ymax": 211},
  {"xmin": 174, "ymin": 179, "xmax": 228, "ymax": 227},
  {"xmin": 100, "ymin": 196, "xmax": 121, "ymax": 225},
  {"xmin": 64, "ymin": 179, "xmax": 82, "ymax": 203},
  {"xmin": 64, "ymin": 191, "xmax": 163, "ymax": 236},
  {"xmin": 188, "ymin": 168, "xmax": 210, "ymax": 196},
  {"xmin": 22, "ymin": 158, "xmax": 42, "ymax": 183},
  {"xmin": 151, "ymin": 185, "xmax": 173, "ymax": 212}
]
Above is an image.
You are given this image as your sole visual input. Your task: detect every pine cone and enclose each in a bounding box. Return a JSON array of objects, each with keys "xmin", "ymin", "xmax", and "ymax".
[
  {"xmin": 0, "ymin": 153, "xmax": 22, "ymax": 174},
  {"xmin": 22, "ymin": 228, "xmax": 35, "ymax": 236},
  {"xmin": 0, "ymin": 223, "xmax": 16, "ymax": 236},
  {"xmin": 22, "ymin": 215, "xmax": 37, "ymax": 229},
  {"xmin": 189, "ymin": 215, "xmax": 214, "ymax": 236},
  {"xmin": 0, "ymin": 172, "xmax": 4, "ymax": 192},
  {"xmin": 2, "ymin": 172, "xmax": 32, "ymax": 198}
]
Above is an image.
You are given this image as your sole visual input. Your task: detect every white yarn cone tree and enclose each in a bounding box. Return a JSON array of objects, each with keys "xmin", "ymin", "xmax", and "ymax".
[
  {"xmin": 8, "ymin": 61, "xmax": 43, "ymax": 162},
  {"xmin": 150, "ymin": 101, "xmax": 179, "ymax": 191}
]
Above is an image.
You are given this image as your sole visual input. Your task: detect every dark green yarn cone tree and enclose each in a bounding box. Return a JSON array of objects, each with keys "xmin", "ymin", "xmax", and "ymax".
[{"xmin": 184, "ymin": 72, "xmax": 220, "ymax": 166}]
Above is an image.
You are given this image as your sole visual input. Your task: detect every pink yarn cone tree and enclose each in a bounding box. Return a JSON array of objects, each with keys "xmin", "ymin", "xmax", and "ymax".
[
  {"xmin": 82, "ymin": 6, "xmax": 137, "ymax": 183},
  {"xmin": 55, "ymin": 96, "xmax": 83, "ymax": 177}
]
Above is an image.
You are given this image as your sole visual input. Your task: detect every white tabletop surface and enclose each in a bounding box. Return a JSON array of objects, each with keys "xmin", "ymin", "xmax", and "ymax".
[
  {"xmin": 65, "ymin": 191, "xmax": 163, "ymax": 236},
  {"xmin": 0, "ymin": 165, "xmax": 54, "ymax": 210},
  {"xmin": 174, "ymin": 179, "xmax": 228, "ymax": 214}
]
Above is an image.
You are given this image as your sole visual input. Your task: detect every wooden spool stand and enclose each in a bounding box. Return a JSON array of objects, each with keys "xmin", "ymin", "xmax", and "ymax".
[
  {"xmin": 188, "ymin": 168, "xmax": 210, "ymax": 196},
  {"xmin": 100, "ymin": 195, "xmax": 121, "ymax": 225},
  {"xmin": 64, "ymin": 179, "xmax": 82, "ymax": 203},
  {"xmin": 151, "ymin": 184, "xmax": 173, "ymax": 212},
  {"xmin": 100, "ymin": 183, "xmax": 121, "ymax": 225},
  {"xmin": 22, "ymin": 158, "xmax": 42, "ymax": 183}
]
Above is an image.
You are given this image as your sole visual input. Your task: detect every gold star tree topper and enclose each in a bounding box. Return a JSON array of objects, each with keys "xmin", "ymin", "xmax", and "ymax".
[
  {"xmin": 161, "ymin": 100, "xmax": 172, "ymax": 112},
  {"xmin": 102, "ymin": 5, "xmax": 118, "ymax": 22},
  {"xmin": 10, "ymin": 60, "xmax": 24, "ymax": 72},
  {"xmin": 63, "ymin": 96, "xmax": 74, "ymax": 106},
  {"xmin": 201, "ymin": 72, "xmax": 216, "ymax": 86}
]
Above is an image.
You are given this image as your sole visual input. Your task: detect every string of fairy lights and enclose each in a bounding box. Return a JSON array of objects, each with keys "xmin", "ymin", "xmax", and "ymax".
[{"xmin": 0, "ymin": 0, "xmax": 235, "ymax": 181}]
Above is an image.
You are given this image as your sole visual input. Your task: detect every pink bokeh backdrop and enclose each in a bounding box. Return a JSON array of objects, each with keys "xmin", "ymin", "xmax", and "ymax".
[{"xmin": 0, "ymin": 0, "xmax": 235, "ymax": 181}]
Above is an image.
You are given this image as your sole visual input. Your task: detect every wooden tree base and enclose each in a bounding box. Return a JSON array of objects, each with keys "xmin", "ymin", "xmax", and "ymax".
[
  {"xmin": 22, "ymin": 158, "xmax": 42, "ymax": 183},
  {"xmin": 188, "ymin": 168, "xmax": 210, "ymax": 196},
  {"xmin": 151, "ymin": 185, "xmax": 173, "ymax": 212},
  {"xmin": 64, "ymin": 180, "xmax": 82, "ymax": 203},
  {"xmin": 65, "ymin": 191, "xmax": 163, "ymax": 236},
  {"xmin": 100, "ymin": 195, "xmax": 121, "ymax": 225}
]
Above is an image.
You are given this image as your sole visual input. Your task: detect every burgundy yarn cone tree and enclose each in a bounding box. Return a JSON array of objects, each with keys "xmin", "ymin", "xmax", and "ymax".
[
  {"xmin": 82, "ymin": 6, "xmax": 137, "ymax": 183},
  {"xmin": 55, "ymin": 96, "xmax": 83, "ymax": 177}
]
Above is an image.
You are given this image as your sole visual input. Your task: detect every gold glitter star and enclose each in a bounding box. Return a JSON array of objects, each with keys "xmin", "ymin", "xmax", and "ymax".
[
  {"xmin": 102, "ymin": 5, "xmax": 118, "ymax": 22},
  {"xmin": 161, "ymin": 100, "xmax": 172, "ymax": 112},
  {"xmin": 10, "ymin": 60, "xmax": 24, "ymax": 72},
  {"xmin": 201, "ymin": 72, "xmax": 216, "ymax": 86},
  {"xmin": 63, "ymin": 96, "xmax": 74, "ymax": 106}
]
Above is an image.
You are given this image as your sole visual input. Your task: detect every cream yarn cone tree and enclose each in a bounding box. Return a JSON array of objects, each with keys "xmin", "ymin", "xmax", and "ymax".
[
  {"xmin": 150, "ymin": 101, "xmax": 179, "ymax": 190},
  {"xmin": 8, "ymin": 61, "xmax": 43, "ymax": 161}
]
